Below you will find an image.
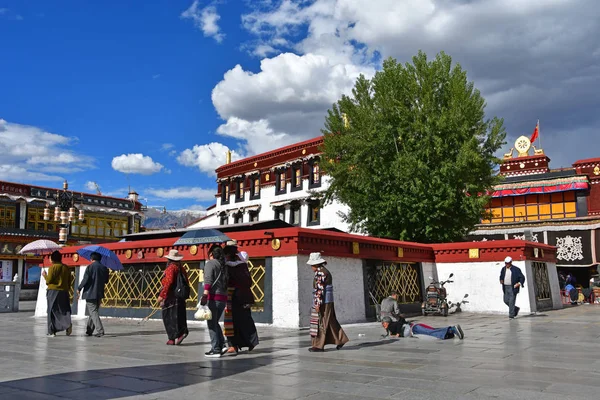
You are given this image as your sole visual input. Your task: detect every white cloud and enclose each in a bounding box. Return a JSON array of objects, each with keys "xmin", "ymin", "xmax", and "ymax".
[
  {"xmin": 0, "ymin": 118, "xmax": 91, "ymax": 182},
  {"xmin": 177, "ymin": 142, "xmax": 244, "ymax": 176},
  {"xmin": 27, "ymin": 152, "xmax": 82, "ymax": 165},
  {"xmin": 85, "ymin": 181, "xmax": 98, "ymax": 191},
  {"xmin": 146, "ymin": 186, "xmax": 216, "ymax": 201},
  {"xmin": 222, "ymin": 0, "xmax": 600, "ymax": 166},
  {"xmin": 161, "ymin": 143, "xmax": 175, "ymax": 151},
  {"xmin": 181, "ymin": 1, "xmax": 225, "ymax": 43},
  {"xmin": 211, "ymin": 52, "xmax": 373, "ymax": 155},
  {"xmin": 0, "ymin": 165, "xmax": 62, "ymax": 182},
  {"xmin": 111, "ymin": 153, "xmax": 164, "ymax": 175}
]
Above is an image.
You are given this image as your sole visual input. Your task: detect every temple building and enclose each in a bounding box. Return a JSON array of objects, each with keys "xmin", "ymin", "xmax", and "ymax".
[
  {"xmin": 469, "ymin": 134, "xmax": 600, "ymax": 285},
  {"xmin": 188, "ymin": 137, "xmax": 351, "ymax": 232},
  {"xmin": 0, "ymin": 179, "xmax": 144, "ymax": 299}
]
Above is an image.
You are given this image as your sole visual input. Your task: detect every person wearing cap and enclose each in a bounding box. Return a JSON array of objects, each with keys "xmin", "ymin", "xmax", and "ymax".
[
  {"xmin": 157, "ymin": 249, "xmax": 190, "ymax": 345},
  {"xmin": 307, "ymin": 252, "xmax": 349, "ymax": 352},
  {"xmin": 499, "ymin": 256, "xmax": 526, "ymax": 319},
  {"xmin": 381, "ymin": 316, "xmax": 464, "ymax": 340}
]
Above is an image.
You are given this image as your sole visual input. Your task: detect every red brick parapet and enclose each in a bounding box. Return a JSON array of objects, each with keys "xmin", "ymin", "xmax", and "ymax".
[{"xmin": 432, "ymin": 239, "xmax": 556, "ymax": 263}]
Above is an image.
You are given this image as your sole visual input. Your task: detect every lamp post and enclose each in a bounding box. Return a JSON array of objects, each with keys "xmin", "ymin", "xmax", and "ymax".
[{"xmin": 43, "ymin": 180, "xmax": 85, "ymax": 246}]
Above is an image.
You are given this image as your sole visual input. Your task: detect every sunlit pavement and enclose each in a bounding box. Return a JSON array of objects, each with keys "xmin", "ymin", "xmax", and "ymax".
[{"xmin": 2, "ymin": 305, "xmax": 599, "ymax": 399}]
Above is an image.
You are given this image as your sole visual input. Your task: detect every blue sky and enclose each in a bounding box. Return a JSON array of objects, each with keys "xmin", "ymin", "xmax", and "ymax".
[{"xmin": 1, "ymin": 1, "xmax": 599, "ymax": 212}]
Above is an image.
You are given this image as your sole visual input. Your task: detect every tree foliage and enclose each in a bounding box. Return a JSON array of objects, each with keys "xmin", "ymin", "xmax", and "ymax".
[{"xmin": 321, "ymin": 51, "xmax": 506, "ymax": 243}]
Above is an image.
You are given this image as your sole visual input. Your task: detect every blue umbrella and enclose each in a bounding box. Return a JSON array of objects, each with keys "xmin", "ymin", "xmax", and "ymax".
[
  {"xmin": 173, "ymin": 228, "xmax": 231, "ymax": 246},
  {"xmin": 76, "ymin": 245, "xmax": 124, "ymax": 271}
]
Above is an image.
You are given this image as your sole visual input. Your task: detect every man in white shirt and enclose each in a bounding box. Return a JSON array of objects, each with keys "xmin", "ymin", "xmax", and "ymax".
[{"xmin": 499, "ymin": 256, "xmax": 526, "ymax": 319}]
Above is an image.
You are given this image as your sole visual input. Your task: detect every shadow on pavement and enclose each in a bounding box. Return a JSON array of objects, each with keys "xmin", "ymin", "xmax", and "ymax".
[{"xmin": 0, "ymin": 355, "xmax": 294, "ymax": 399}]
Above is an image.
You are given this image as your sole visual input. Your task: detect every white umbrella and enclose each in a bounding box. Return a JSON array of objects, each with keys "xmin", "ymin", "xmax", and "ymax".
[{"xmin": 18, "ymin": 239, "xmax": 61, "ymax": 255}]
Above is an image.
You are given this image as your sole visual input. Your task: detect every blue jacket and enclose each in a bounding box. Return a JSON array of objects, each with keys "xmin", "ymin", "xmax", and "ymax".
[{"xmin": 499, "ymin": 265, "xmax": 526, "ymax": 294}]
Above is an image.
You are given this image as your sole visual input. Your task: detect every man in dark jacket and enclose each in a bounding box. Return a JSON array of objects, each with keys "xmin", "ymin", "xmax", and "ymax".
[
  {"xmin": 77, "ymin": 252, "xmax": 109, "ymax": 337},
  {"xmin": 499, "ymin": 256, "xmax": 526, "ymax": 319}
]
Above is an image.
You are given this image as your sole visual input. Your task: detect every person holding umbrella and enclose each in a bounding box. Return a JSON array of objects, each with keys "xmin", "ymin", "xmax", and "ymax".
[
  {"xmin": 157, "ymin": 249, "xmax": 190, "ymax": 345},
  {"xmin": 77, "ymin": 252, "xmax": 109, "ymax": 337},
  {"xmin": 42, "ymin": 251, "xmax": 72, "ymax": 337}
]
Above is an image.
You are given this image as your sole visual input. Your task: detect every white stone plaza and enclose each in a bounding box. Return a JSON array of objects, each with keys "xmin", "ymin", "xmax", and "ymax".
[{"xmin": 2, "ymin": 305, "xmax": 599, "ymax": 399}]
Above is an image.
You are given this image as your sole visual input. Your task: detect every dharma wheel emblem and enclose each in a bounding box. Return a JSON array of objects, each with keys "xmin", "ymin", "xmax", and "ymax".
[{"xmin": 515, "ymin": 136, "xmax": 531, "ymax": 157}]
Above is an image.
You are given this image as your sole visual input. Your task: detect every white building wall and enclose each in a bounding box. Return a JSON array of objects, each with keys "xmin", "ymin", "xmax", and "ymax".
[
  {"xmin": 271, "ymin": 256, "xmax": 300, "ymax": 328},
  {"xmin": 189, "ymin": 176, "xmax": 351, "ymax": 232},
  {"xmin": 296, "ymin": 255, "xmax": 365, "ymax": 328},
  {"xmin": 420, "ymin": 262, "xmax": 438, "ymax": 295},
  {"xmin": 545, "ymin": 261, "xmax": 563, "ymax": 310},
  {"xmin": 435, "ymin": 261, "xmax": 532, "ymax": 314}
]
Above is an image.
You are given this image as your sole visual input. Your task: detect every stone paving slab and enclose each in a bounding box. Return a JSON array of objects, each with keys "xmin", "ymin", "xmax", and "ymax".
[{"xmin": 1, "ymin": 306, "xmax": 599, "ymax": 399}]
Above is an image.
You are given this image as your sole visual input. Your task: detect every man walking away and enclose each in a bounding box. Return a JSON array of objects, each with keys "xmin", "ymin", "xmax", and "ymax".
[
  {"xmin": 499, "ymin": 256, "xmax": 526, "ymax": 319},
  {"xmin": 43, "ymin": 251, "xmax": 72, "ymax": 337},
  {"xmin": 380, "ymin": 291, "xmax": 402, "ymax": 322},
  {"xmin": 77, "ymin": 252, "xmax": 109, "ymax": 337}
]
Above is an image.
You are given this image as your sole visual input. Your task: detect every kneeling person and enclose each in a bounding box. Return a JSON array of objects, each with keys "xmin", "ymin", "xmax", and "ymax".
[{"xmin": 381, "ymin": 317, "xmax": 464, "ymax": 340}]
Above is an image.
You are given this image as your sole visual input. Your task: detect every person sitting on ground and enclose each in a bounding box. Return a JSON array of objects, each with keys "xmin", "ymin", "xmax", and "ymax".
[
  {"xmin": 380, "ymin": 291, "xmax": 403, "ymax": 322},
  {"xmin": 381, "ymin": 316, "xmax": 464, "ymax": 340}
]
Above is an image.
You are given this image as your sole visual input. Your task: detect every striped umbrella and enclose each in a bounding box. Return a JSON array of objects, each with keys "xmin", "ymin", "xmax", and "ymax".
[{"xmin": 18, "ymin": 239, "xmax": 61, "ymax": 255}]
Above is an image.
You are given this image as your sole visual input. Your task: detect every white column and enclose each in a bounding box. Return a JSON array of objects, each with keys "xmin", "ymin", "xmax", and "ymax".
[
  {"xmin": 272, "ymin": 256, "xmax": 300, "ymax": 328},
  {"xmin": 34, "ymin": 268, "xmax": 48, "ymax": 317},
  {"xmin": 76, "ymin": 265, "xmax": 87, "ymax": 319},
  {"xmin": 18, "ymin": 201, "xmax": 27, "ymax": 229}
]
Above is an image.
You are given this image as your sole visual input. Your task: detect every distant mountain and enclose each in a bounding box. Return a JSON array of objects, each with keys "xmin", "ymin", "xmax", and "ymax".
[{"xmin": 142, "ymin": 208, "xmax": 206, "ymax": 230}]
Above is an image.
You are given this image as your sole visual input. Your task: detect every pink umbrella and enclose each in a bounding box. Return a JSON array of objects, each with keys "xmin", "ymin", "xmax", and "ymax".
[{"xmin": 18, "ymin": 239, "xmax": 61, "ymax": 255}]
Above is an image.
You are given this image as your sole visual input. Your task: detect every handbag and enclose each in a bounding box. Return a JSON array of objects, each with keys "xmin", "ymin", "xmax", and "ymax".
[{"xmin": 194, "ymin": 305, "xmax": 212, "ymax": 321}]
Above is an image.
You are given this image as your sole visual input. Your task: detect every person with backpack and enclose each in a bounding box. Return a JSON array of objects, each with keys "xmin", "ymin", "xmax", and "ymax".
[{"xmin": 158, "ymin": 249, "xmax": 190, "ymax": 345}]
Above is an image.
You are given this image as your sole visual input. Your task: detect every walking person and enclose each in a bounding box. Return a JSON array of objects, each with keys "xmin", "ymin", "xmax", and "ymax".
[
  {"xmin": 308, "ymin": 252, "xmax": 349, "ymax": 352},
  {"xmin": 499, "ymin": 256, "xmax": 526, "ymax": 319},
  {"xmin": 43, "ymin": 251, "xmax": 72, "ymax": 337},
  {"xmin": 200, "ymin": 245, "xmax": 228, "ymax": 358},
  {"xmin": 223, "ymin": 243, "xmax": 259, "ymax": 354},
  {"xmin": 157, "ymin": 250, "xmax": 190, "ymax": 345},
  {"xmin": 76, "ymin": 252, "xmax": 109, "ymax": 337}
]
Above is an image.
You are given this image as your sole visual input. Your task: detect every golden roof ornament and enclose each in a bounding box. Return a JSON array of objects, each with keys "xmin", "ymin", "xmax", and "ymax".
[
  {"xmin": 514, "ymin": 136, "xmax": 531, "ymax": 157},
  {"xmin": 342, "ymin": 113, "xmax": 349, "ymax": 129}
]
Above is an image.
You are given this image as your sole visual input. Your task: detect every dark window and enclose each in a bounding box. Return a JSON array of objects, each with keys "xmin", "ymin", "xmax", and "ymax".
[
  {"xmin": 291, "ymin": 165, "xmax": 303, "ymax": 192},
  {"xmin": 221, "ymin": 182, "xmax": 230, "ymax": 205},
  {"xmin": 250, "ymin": 176, "xmax": 261, "ymax": 200},
  {"xmin": 309, "ymin": 162, "xmax": 321, "ymax": 188},
  {"xmin": 235, "ymin": 179, "xmax": 244, "ymax": 203},
  {"xmin": 249, "ymin": 211, "xmax": 259, "ymax": 222},
  {"xmin": 274, "ymin": 207, "xmax": 285, "ymax": 221},
  {"xmin": 276, "ymin": 170, "xmax": 287, "ymax": 195},
  {"xmin": 233, "ymin": 212, "xmax": 243, "ymax": 224},
  {"xmin": 219, "ymin": 213, "xmax": 228, "ymax": 225},
  {"xmin": 307, "ymin": 202, "xmax": 320, "ymax": 226},
  {"xmin": 290, "ymin": 204, "xmax": 301, "ymax": 226}
]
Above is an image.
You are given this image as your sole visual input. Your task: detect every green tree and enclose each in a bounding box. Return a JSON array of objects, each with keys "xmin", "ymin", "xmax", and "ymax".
[{"xmin": 321, "ymin": 51, "xmax": 506, "ymax": 243}]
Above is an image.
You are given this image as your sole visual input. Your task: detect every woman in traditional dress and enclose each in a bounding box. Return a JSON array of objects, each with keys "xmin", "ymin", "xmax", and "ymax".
[
  {"xmin": 43, "ymin": 251, "xmax": 72, "ymax": 337},
  {"xmin": 223, "ymin": 244, "xmax": 259, "ymax": 354},
  {"xmin": 157, "ymin": 249, "xmax": 189, "ymax": 345},
  {"xmin": 307, "ymin": 252, "xmax": 349, "ymax": 352}
]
